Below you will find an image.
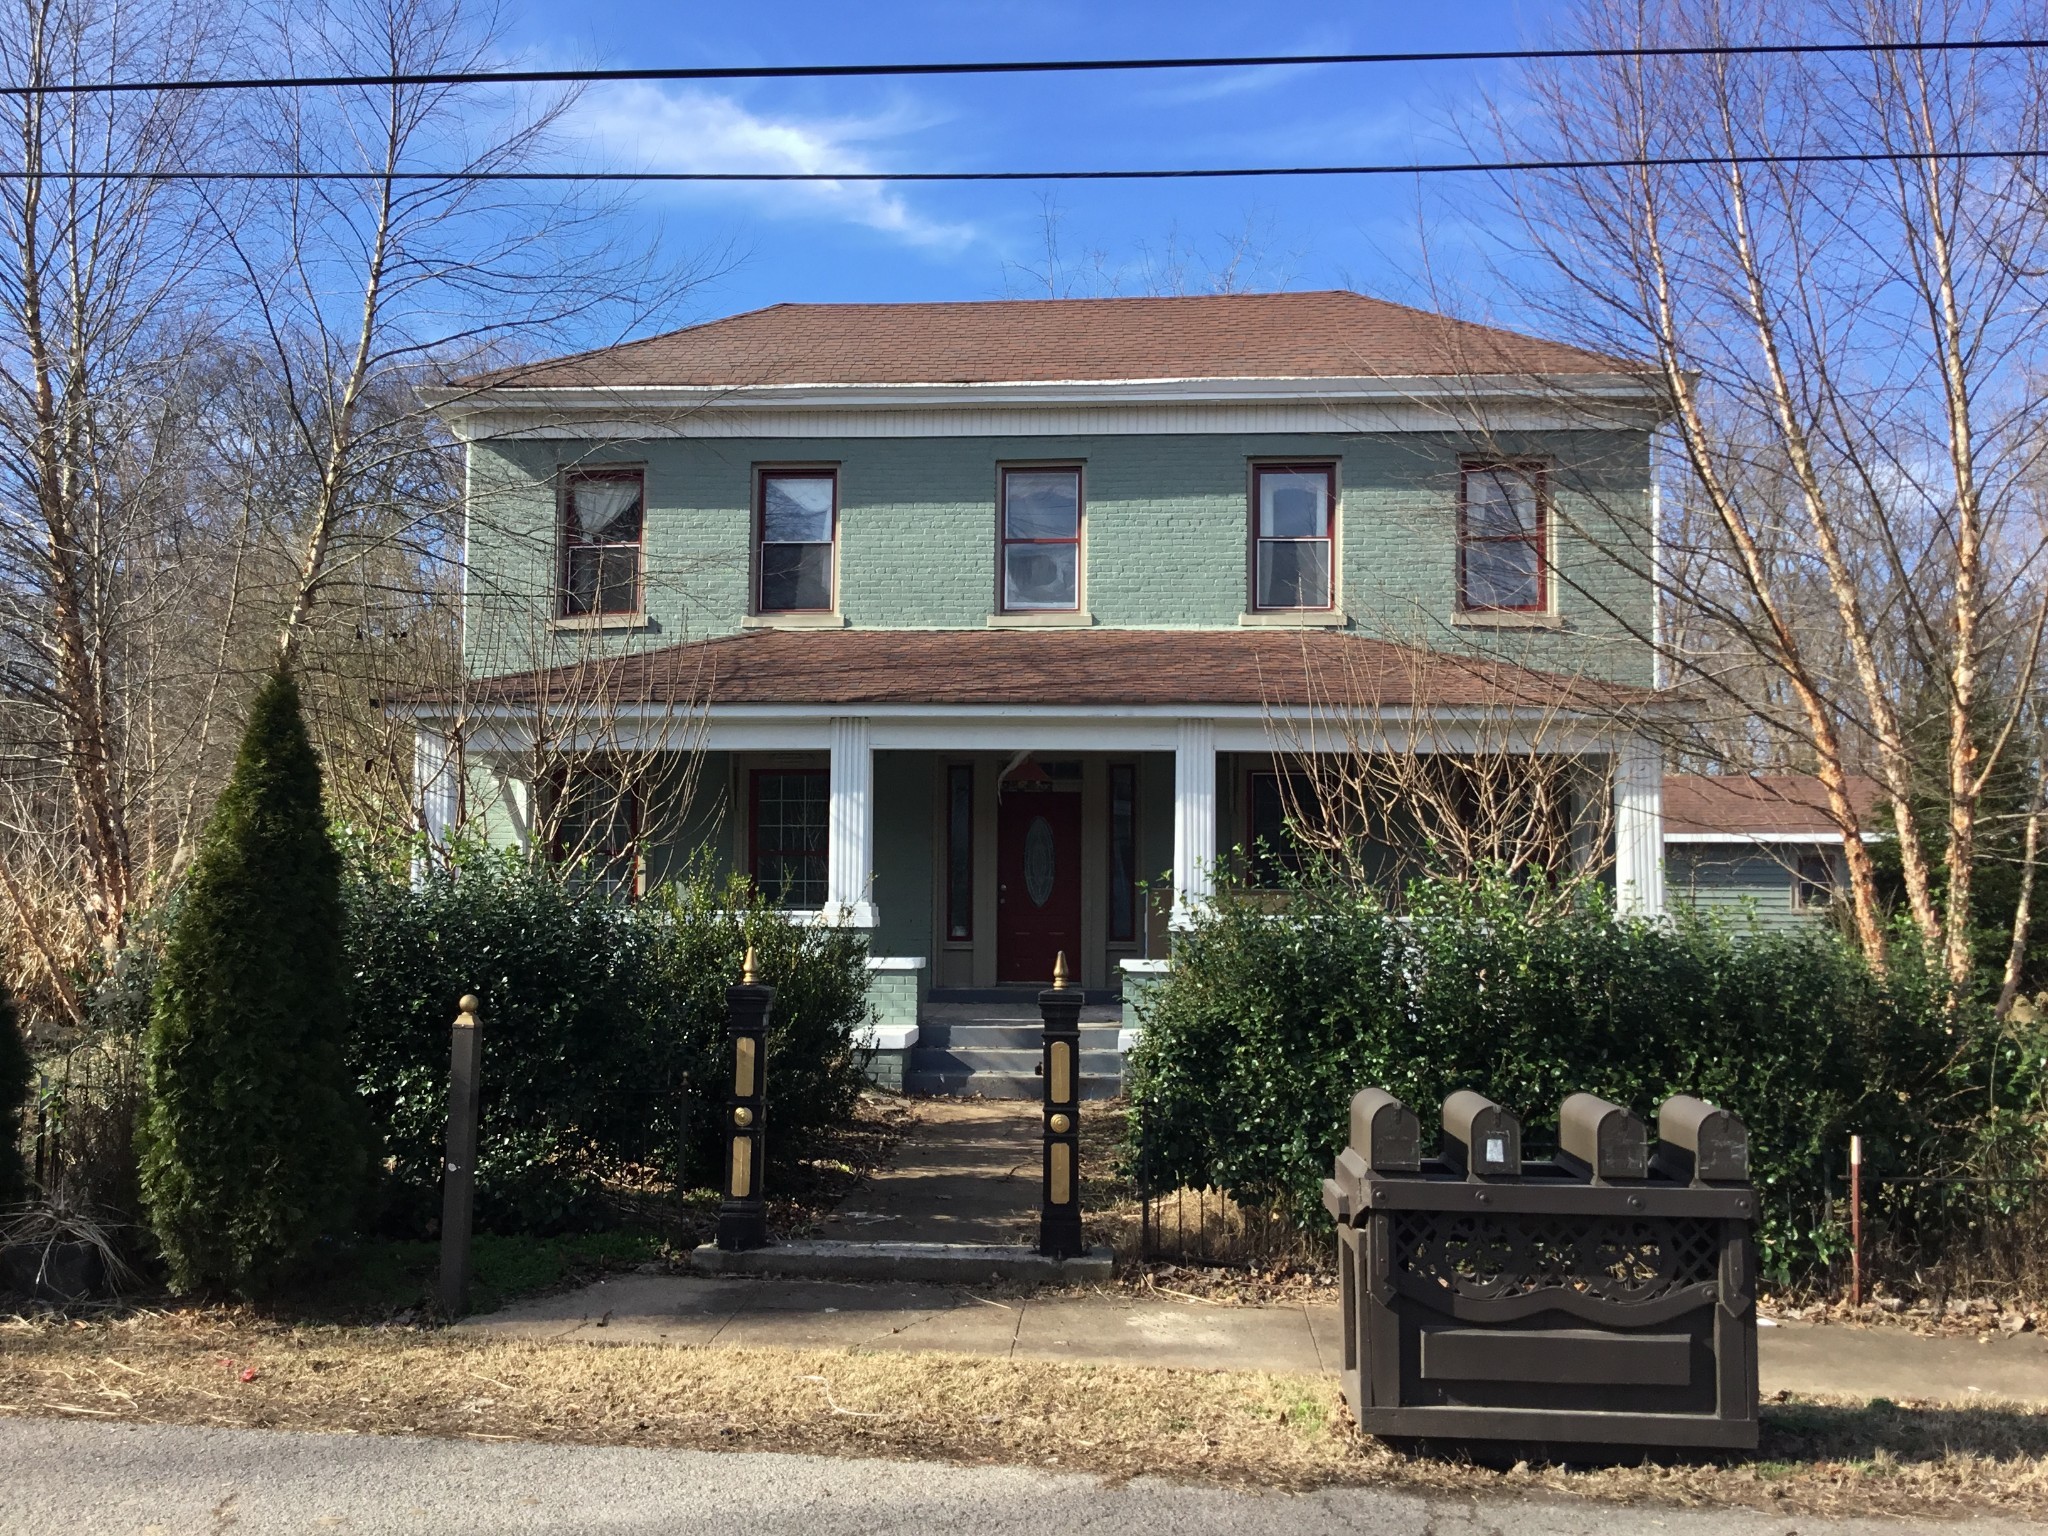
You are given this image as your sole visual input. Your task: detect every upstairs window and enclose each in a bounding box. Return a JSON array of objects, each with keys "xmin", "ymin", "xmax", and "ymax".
[
  {"xmin": 1459, "ymin": 463, "xmax": 1549, "ymax": 612},
  {"xmin": 1252, "ymin": 465, "xmax": 1335, "ymax": 611},
  {"xmin": 1001, "ymin": 466, "xmax": 1082, "ymax": 611},
  {"xmin": 758, "ymin": 470, "xmax": 837, "ymax": 613},
  {"xmin": 751, "ymin": 768, "xmax": 829, "ymax": 908},
  {"xmin": 560, "ymin": 470, "xmax": 644, "ymax": 617}
]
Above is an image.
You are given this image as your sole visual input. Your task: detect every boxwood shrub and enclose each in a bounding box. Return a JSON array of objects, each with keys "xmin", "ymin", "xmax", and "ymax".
[
  {"xmin": 1124, "ymin": 872, "xmax": 2000, "ymax": 1283},
  {"xmin": 344, "ymin": 844, "xmax": 870, "ymax": 1236}
]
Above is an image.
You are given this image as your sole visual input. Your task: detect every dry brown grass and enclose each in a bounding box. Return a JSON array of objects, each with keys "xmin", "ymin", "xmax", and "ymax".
[{"xmin": 3, "ymin": 1310, "xmax": 2046, "ymax": 1519}]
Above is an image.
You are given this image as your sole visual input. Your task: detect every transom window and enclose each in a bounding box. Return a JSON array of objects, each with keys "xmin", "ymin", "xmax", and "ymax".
[
  {"xmin": 1001, "ymin": 466, "xmax": 1082, "ymax": 611},
  {"xmin": 751, "ymin": 769, "xmax": 829, "ymax": 908},
  {"xmin": 757, "ymin": 470, "xmax": 837, "ymax": 613},
  {"xmin": 559, "ymin": 470, "xmax": 644, "ymax": 617},
  {"xmin": 1252, "ymin": 465, "xmax": 1335, "ymax": 611},
  {"xmin": 1459, "ymin": 463, "xmax": 1549, "ymax": 612}
]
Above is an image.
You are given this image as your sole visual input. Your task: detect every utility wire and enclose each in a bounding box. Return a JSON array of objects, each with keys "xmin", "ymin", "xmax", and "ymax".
[
  {"xmin": 3, "ymin": 37, "xmax": 2047, "ymax": 96},
  {"xmin": 4, "ymin": 148, "xmax": 2044, "ymax": 182}
]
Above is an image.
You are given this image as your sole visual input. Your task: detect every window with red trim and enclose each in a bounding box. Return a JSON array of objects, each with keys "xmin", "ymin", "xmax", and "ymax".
[
  {"xmin": 1000, "ymin": 466, "xmax": 1082, "ymax": 611},
  {"xmin": 559, "ymin": 470, "xmax": 644, "ymax": 617},
  {"xmin": 945, "ymin": 764, "xmax": 973, "ymax": 941},
  {"xmin": 547, "ymin": 765, "xmax": 642, "ymax": 899},
  {"xmin": 1459, "ymin": 463, "xmax": 1549, "ymax": 612},
  {"xmin": 751, "ymin": 768, "xmax": 829, "ymax": 908},
  {"xmin": 1252, "ymin": 465, "xmax": 1335, "ymax": 610},
  {"xmin": 757, "ymin": 470, "xmax": 837, "ymax": 613},
  {"xmin": 1108, "ymin": 762, "xmax": 1138, "ymax": 942}
]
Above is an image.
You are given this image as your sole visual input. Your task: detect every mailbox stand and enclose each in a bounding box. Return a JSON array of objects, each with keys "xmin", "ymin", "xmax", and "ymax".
[{"xmin": 1325, "ymin": 1088, "xmax": 1759, "ymax": 1451}]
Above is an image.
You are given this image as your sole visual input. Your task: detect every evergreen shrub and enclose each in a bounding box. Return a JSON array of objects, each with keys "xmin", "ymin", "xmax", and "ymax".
[
  {"xmin": 1125, "ymin": 871, "xmax": 1991, "ymax": 1282},
  {"xmin": 137, "ymin": 669, "xmax": 365, "ymax": 1294},
  {"xmin": 343, "ymin": 845, "xmax": 871, "ymax": 1236}
]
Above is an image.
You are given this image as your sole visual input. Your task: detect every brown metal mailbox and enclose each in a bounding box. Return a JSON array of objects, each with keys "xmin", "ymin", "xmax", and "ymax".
[{"xmin": 1323, "ymin": 1086, "xmax": 1759, "ymax": 1451}]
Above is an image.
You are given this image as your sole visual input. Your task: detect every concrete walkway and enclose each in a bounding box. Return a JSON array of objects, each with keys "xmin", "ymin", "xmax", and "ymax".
[
  {"xmin": 811, "ymin": 1099, "xmax": 1040, "ymax": 1245},
  {"xmin": 467, "ymin": 1272, "xmax": 2048, "ymax": 1405}
]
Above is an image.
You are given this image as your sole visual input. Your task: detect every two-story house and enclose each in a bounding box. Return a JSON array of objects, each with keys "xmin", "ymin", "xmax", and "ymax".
[{"xmin": 411, "ymin": 292, "xmax": 1671, "ymax": 1089}]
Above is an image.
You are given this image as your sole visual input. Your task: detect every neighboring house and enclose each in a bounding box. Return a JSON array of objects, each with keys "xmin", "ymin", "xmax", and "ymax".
[
  {"xmin": 1663, "ymin": 773, "xmax": 1883, "ymax": 931},
  {"xmin": 410, "ymin": 292, "xmax": 1673, "ymax": 1087}
]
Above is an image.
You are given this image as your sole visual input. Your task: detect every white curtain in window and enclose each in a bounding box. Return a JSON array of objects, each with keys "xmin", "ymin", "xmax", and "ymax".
[{"xmin": 572, "ymin": 481, "xmax": 640, "ymax": 539}]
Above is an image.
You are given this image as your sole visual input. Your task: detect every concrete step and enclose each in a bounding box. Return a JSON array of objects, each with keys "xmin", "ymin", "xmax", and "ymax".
[
  {"xmin": 903, "ymin": 1070, "xmax": 1123, "ymax": 1101},
  {"xmin": 917, "ymin": 1021, "xmax": 1123, "ymax": 1049},
  {"xmin": 910, "ymin": 1046, "xmax": 1124, "ymax": 1075}
]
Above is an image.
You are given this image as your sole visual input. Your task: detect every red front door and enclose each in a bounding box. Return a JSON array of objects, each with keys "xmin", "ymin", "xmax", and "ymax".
[{"xmin": 997, "ymin": 788, "xmax": 1083, "ymax": 985}]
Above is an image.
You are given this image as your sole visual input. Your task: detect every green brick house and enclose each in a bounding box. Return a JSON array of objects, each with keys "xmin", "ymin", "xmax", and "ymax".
[{"xmin": 410, "ymin": 292, "xmax": 1674, "ymax": 1093}]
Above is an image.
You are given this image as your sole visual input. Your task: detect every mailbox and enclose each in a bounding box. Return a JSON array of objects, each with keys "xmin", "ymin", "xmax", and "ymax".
[{"xmin": 1324, "ymin": 1088, "xmax": 1759, "ymax": 1451}]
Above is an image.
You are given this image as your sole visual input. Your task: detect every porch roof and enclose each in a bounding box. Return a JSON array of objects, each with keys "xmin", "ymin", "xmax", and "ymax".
[
  {"xmin": 452, "ymin": 628, "xmax": 1658, "ymax": 716},
  {"xmin": 1663, "ymin": 772, "xmax": 1882, "ymax": 840}
]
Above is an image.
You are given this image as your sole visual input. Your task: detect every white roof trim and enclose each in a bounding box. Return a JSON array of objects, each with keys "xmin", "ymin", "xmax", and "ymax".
[{"xmin": 1664, "ymin": 831, "xmax": 1860, "ymax": 846}]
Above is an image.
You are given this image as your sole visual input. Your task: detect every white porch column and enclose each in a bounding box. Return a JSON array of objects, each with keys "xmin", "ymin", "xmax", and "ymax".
[
  {"xmin": 1171, "ymin": 717, "xmax": 1218, "ymax": 928},
  {"xmin": 411, "ymin": 728, "xmax": 459, "ymax": 886},
  {"xmin": 826, "ymin": 715, "xmax": 878, "ymax": 928},
  {"xmin": 1613, "ymin": 736, "xmax": 1666, "ymax": 918},
  {"xmin": 414, "ymin": 728, "xmax": 459, "ymax": 845}
]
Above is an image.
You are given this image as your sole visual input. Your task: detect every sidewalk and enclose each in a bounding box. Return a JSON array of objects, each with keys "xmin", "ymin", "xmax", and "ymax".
[{"xmin": 466, "ymin": 1271, "xmax": 2048, "ymax": 1405}]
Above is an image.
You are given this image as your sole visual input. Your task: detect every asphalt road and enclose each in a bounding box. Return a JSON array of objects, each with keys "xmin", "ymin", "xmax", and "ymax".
[{"xmin": 3, "ymin": 1418, "xmax": 2036, "ymax": 1536}]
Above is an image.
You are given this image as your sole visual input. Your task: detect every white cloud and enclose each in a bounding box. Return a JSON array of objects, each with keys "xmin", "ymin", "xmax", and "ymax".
[{"xmin": 569, "ymin": 83, "xmax": 980, "ymax": 251}]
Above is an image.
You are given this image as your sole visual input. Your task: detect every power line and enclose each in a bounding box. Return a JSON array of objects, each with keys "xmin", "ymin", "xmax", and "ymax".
[
  {"xmin": 4, "ymin": 148, "xmax": 2044, "ymax": 182},
  {"xmin": 4, "ymin": 38, "xmax": 2048, "ymax": 97}
]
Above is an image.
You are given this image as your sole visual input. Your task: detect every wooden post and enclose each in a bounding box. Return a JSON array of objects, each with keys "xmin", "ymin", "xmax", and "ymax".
[
  {"xmin": 716, "ymin": 946, "xmax": 775, "ymax": 1252},
  {"xmin": 1038, "ymin": 950, "xmax": 1085, "ymax": 1259},
  {"xmin": 1848, "ymin": 1133, "xmax": 1863, "ymax": 1308},
  {"xmin": 438, "ymin": 994, "xmax": 483, "ymax": 1318}
]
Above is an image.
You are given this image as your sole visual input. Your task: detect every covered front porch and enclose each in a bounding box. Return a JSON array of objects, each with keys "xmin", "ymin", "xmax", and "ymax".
[{"xmin": 415, "ymin": 627, "xmax": 1668, "ymax": 1088}]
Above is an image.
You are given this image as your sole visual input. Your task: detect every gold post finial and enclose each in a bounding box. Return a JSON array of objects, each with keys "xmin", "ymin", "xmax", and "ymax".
[
  {"xmin": 1053, "ymin": 950, "xmax": 1069, "ymax": 990},
  {"xmin": 742, "ymin": 944, "xmax": 757, "ymax": 985}
]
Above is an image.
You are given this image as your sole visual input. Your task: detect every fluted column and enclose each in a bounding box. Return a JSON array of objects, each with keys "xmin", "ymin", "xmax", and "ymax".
[
  {"xmin": 1172, "ymin": 717, "xmax": 1218, "ymax": 928},
  {"xmin": 1613, "ymin": 736, "xmax": 1666, "ymax": 918},
  {"xmin": 826, "ymin": 715, "xmax": 878, "ymax": 928}
]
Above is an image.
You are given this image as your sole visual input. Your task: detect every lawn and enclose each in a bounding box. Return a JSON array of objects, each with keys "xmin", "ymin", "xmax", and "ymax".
[{"xmin": 2, "ymin": 1309, "xmax": 2044, "ymax": 1520}]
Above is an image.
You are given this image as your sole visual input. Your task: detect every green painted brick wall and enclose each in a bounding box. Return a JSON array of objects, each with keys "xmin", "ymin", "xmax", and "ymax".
[{"xmin": 463, "ymin": 429, "xmax": 1654, "ymax": 685}]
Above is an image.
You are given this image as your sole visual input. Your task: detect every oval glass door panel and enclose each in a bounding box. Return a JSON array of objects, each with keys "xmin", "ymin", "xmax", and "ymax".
[{"xmin": 1023, "ymin": 815, "xmax": 1056, "ymax": 906}]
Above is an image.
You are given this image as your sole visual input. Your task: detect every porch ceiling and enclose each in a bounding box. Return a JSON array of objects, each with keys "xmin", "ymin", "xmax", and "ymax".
[{"xmin": 449, "ymin": 628, "xmax": 1658, "ymax": 717}]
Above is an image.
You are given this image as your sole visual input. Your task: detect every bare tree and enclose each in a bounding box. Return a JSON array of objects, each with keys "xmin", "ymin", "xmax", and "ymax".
[
  {"xmin": 0, "ymin": 0, "xmax": 228, "ymax": 997},
  {"xmin": 1476, "ymin": 0, "xmax": 2048, "ymax": 980}
]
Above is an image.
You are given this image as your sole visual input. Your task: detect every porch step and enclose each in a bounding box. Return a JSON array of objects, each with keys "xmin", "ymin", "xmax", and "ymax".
[
  {"xmin": 910, "ymin": 1046, "xmax": 1125, "ymax": 1076},
  {"xmin": 916, "ymin": 1021, "xmax": 1123, "ymax": 1050},
  {"xmin": 903, "ymin": 1068, "xmax": 1124, "ymax": 1101}
]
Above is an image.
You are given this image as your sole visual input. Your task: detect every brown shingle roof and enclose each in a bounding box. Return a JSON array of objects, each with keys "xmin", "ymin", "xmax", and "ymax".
[
  {"xmin": 456, "ymin": 292, "xmax": 1638, "ymax": 391},
  {"xmin": 1663, "ymin": 773, "xmax": 1884, "ymax": 838},
  {"xmin": 457, "ymin": 628, "xmax": 1653, "ymax": 713}
]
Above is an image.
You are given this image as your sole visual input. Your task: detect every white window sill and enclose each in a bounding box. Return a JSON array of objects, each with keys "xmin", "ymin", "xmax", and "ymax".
[
  {"xmin": 986, "ymin": 611, "xmax": 1095, "ymax": 628},
  {"xmin": 742, "ymin": 612, "xmax": 848, "ymax": 630},
  {"xmin": 1237, "ymin": 610, "xmax": 1347, "ymax": 628},
  {"xmin": 551, "ymin": 611, "xmax": 651, "ymax": 633},
  {"xmin": 1451, "ymin": 610, "xmax": 1565, "ymax": 630}
]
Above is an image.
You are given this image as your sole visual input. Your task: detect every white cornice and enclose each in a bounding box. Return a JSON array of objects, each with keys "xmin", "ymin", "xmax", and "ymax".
[{"xmin": 426, "ymin": 372, "xmax": 1668, "ymax": 441}]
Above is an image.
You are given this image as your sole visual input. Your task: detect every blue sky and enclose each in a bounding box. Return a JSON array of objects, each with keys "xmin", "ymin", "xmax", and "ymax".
[{"xmin": 499, "ymin": 1, "xmax": 1561, "ymax": 329}]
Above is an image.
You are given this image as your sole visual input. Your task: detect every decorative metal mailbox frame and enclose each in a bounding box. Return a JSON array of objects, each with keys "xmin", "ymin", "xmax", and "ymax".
[{"xmin": 1324, "ymin": 1088, "xmax": 1759, "ymax": 1451}]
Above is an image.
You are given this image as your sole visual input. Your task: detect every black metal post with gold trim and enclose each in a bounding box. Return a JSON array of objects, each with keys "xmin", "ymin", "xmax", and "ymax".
[
  {"xmin": 716, "ymin": 945, "xmax": 774, "ymax": 1251},
  {"xmin": 1038, "ymin": 950, "xmax": 1085, "ymax": 1258}
]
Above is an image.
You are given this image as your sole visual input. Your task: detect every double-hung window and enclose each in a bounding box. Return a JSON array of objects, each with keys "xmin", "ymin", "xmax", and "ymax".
[
  {"xmin": 1459, "ymin": 463, "xmax": 1549, "ymax": 613},
  {"xmin": 559, "ymin": 470, "xmax": 644, "ymax": 618},
  {"xmin": 1000, "ymin": 466, "xmax": 1082, "ymax": 611},
  {"xmin": 751, "ymin": 769, "xmax": 829, "ymax": 908},
  {"xmin": 1252, "ymin": 465, "xmax": 1335, "ymax": 611},
  {"xmin": 548, "ymin": 765, "xmax": 641, "ymax": 900},
  {"xmin": 757, "ymin": 470, "xmax": 837, "ymax": 613}
]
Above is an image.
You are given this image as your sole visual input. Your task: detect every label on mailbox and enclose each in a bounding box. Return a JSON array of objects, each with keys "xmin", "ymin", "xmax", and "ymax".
[{"xmin": 1485, "ymin": 1136, "xmax": 1506, "ymax": 1165}]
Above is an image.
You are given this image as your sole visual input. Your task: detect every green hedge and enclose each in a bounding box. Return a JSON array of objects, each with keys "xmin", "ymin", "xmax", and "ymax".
[
  {"xmin": 1124, "ymin": 873, "xmax": 2006, "ymax": 1283},
  {"xmin": 343, "ymin": 846, "xmax": 871, "ymax": 1236}
]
